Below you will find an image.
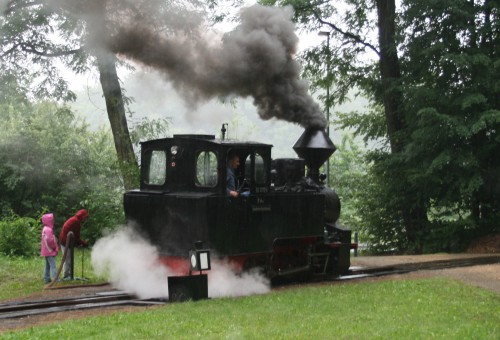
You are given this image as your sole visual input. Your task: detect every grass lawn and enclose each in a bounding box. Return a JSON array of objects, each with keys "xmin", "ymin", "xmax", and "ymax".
[
  {"xmin": 0, "ymin": 249, "xmax": 104, "ymax": 300},
  {"xmin": 1, "ymin": 267, "xmax": 498, "ymax": 339}
]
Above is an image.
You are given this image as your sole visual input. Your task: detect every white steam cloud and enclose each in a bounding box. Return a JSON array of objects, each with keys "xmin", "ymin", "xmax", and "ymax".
[
  {"xmin": 208, "ymin": 259, "xmax": 270, "ymax": 298},
  {"xmin": 91, "ymin": 226, "xmax": 172, "ymax": 299},
  {"xmin": 91, "ymin": 225, "xmax": 270, "ymax": 299}
]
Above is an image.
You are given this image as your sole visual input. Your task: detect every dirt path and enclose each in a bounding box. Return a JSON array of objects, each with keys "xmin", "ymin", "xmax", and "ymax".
[{"xmin": 351, "ymin": 253, "xmax": 500, "ymax": 292}]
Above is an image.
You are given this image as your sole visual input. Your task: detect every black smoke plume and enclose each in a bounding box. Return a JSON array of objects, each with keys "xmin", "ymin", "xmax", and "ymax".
[{"xmin": 50, "ymin": 1, "xmax": 327, "ymax": 129}]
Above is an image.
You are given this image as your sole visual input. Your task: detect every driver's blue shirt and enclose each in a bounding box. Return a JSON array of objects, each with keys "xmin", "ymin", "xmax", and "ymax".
[{"xmin": 227, "ymin": 167, "xmax": 237, "ymax": 196}]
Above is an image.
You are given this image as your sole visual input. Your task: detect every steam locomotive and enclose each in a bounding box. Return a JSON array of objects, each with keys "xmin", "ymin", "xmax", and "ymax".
[{"xmin": 123, "ymin": 127, "xmax": 357, "ymax": 281}]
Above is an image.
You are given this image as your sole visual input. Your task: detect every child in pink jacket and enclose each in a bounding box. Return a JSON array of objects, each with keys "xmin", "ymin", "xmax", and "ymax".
[{"xmin": 41, "ymin": 213, "xmax": 59, "ymax": 284}]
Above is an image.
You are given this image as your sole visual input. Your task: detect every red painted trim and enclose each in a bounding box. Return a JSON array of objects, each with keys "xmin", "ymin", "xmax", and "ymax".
[
  {"xmin": 158, "ymin": 253, "xmax": 270, "ymax": 275},
  {"xmin": 158, "ymin": 256, "xmax": 190, "ymax": 275}
]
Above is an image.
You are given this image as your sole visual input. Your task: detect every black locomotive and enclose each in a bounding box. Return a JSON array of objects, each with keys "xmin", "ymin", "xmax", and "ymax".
[{"xmin": 123, "ymin": 127, "xmax": 357, "ymax": 280}]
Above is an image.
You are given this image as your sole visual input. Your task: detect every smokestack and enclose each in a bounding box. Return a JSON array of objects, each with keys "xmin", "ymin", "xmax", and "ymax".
[{"xmin": 293, "ymin": 128, "xmax": 336, "ymax": 182}]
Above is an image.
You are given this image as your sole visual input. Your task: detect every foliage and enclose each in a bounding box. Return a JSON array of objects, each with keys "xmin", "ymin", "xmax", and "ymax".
[
  {"xmin": 76, "ymin": 170, "xmax": 125, "ymax": 244},
  {"xmin": 350, "ymin": 152, "xmax": 408, "ymax": 253},
  {"xmin": 421, "ymin": 218, "xmax": 475, "ymax": 253},
  {"xmin": 260, "ymin": 0, "xmax": 380, "ymax": 107},
  {"xmin": 260, "ymin": 0, "xmax": 500, "ymax": 253},
  {"xmin": 260, "ymin": 0, "xmax": 422, "ymax": 254},
  {"xmin": 328, "ymin": 132, "xmax": 369, "ymax": 231},
  {"xmin": 0, "ymin": 79, "xmax": 125, "ymax": 243},
  {"xmin": 2, "ymin": 276, "xmax": 499, "ymax": 338},
  {"xmin": 1, "ymin": 0, "xmax": 145, "ymax": 190},
  {"xmin": 0, "ymin": 1, "xmax": 86, "ymax": 101},
  {"xmin": 400, "ymin": 0, "xmax": 500, "ymax": 232},
  {"xmin": 334, "ymin": 106, "xmax": 388, "ymax": 145},
  {"xmin": 0, "ymin": 213, "xmax": 39, "ymax": 257},
  {"xmin": 129, "ymin": 116, "xmax": 171, "ymax": 157}
]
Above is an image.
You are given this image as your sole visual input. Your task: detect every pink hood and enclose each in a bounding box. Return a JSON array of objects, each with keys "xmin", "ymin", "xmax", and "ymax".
[{"xmin": 41, "ymin": 213, "xmax": 54, "ymax": 229}]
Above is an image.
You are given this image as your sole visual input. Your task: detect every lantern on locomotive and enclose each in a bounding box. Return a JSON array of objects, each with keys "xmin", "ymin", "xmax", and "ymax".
[{"xmin": 123, "ymin": 126, "xmax": 357, "ymax": 281}]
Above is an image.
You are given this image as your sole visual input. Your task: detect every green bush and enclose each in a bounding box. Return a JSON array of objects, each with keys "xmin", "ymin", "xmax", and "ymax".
[
  {"xmin": 79, "ymin": 189, "xmax": 125, "ymax": 244},
  {"xmin": 0, "ymin": 213, "xmax": 40, "ymax": 257},
  {"xmin": 1, "ymin": 99, "xmax": 128, "ymax": 246}
]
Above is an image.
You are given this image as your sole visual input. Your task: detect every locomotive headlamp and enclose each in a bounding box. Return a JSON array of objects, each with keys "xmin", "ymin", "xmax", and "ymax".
[
  {"xmin": 189, "ymin": 241, "xmax": 211, "ymax": 272},
  {"xmin": 170, "ymin": 145, "xmax": 179, "ymax": 155}
]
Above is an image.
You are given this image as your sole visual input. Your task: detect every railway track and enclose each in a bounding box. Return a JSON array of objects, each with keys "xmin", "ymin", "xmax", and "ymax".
[
  {"xmin": 0, "ymin": 292, "xmax": 166, "ymax": 320},
  {"xmin": 334, "ymin": 254, "xmax": 500, "ymax": 281},
  {"xmin": 1, "ymin": 254, "xmax": 498, "ymax": 320}
]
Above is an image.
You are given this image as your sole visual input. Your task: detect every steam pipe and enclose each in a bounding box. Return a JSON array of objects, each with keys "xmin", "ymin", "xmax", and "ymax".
[{"xmin": 221, "ymin": 123, "xmax": 228, "ymax": 140}]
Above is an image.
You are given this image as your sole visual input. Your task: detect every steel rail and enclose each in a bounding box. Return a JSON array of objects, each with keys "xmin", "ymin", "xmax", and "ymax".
[
  {"xmin": 334, "ymin": 254, "xmax": 500, "ymax": 281},
  {"xmin": 0, "ymin": 293, "xmax": 166, "ymax": 320}
]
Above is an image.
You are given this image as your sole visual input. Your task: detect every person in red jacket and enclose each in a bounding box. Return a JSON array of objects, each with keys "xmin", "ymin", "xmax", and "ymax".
[{"xmin": 59, "ymin": 209, "xmax": 89, "ymax": 279}]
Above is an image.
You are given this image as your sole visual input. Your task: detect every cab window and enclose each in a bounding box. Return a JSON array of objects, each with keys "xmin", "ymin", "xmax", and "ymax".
[
  {"xmin": 254, "ymin": 153, "xmax": 266, "ymax": 185},
  {"xmin": 244, "ymin": 152, "xmax": 267, "ymax": 186},
  {"xmin": 196, "ymin": 151, "xmax": 218, "ymax": 187},
  {"xmin": 146, "ymin": 150, "xmax": 166, "ymax": 185}
]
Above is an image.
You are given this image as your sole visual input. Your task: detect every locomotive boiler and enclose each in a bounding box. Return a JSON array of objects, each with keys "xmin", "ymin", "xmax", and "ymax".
[{"xmin": 123, "ymin": 127, "xmax": 357, "ymax": 281}]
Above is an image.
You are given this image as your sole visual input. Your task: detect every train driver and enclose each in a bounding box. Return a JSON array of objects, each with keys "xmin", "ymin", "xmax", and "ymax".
[{"xmin": 227, "ymin": 152, "xmax": 240, "ymax": 197}]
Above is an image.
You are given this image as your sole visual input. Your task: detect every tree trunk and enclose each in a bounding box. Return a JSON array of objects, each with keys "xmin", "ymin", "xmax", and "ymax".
[
  {"xmin": 376, "ymin": 0, "xmax": 428, "ymax": 252},
  {"xmin": 375, "ymin": 0, "xmax": 405, "ymax": 153},
  {"xmin": 96, "ymin": 51, "xmax": 138, "ymax": 190}
]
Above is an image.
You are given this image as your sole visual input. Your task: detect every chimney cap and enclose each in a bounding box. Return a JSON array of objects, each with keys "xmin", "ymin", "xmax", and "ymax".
[{"xmin": 293, "ymin": 128, "xmax": 336, "ymax": 171}]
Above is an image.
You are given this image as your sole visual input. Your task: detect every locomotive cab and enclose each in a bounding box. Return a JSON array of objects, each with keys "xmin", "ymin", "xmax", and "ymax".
[
  {"xmin": 139, "ymin": 134, "xmax": 272, "ymax": 196},
  {"xmin": 124, "ymin": 131, "xmax": 356, "ymax": 279}
]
